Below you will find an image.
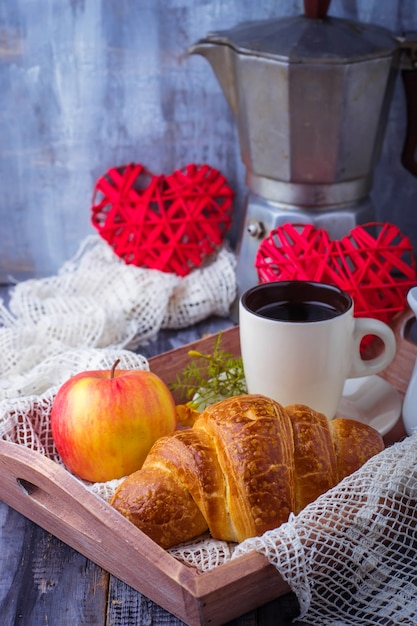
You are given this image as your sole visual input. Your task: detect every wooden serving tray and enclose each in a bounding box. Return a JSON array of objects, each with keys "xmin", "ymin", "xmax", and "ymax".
[{"xmin": 0, "ymin": 314, "xmax": 416, "ymax": 625}]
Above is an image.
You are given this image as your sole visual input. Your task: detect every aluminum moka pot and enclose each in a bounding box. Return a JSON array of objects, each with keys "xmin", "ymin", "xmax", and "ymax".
[{"xmin": 189, "ymin": 0, "xmax": 417, "ymax": 297}]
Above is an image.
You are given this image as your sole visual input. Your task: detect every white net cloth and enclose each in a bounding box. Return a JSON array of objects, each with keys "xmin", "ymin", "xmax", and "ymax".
[
  {"xmin": 170, "ymin": 432, "xmax": 417, "ymax": 625},
  {"xmin": 1, "ymin": 234, "xmax": 416, "ymax": 624},
  {"xmin": 234, "ymin": 432, "xmax": 417, "ymax": 624},
  {"xmin": 0, "ymin": 235, "xmax": 237, "ymax": 401}
]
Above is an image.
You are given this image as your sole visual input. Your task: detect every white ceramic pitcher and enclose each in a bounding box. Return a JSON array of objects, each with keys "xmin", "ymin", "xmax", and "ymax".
[{"xmin": 402, "ymin": 286, "xmax": 417, "ymax": 435}]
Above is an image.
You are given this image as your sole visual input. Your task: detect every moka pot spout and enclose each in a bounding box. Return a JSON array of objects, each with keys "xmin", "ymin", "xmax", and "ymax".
[{"xmin": 188, "ymin": 40, "xmax": 239, "ymax": 118}]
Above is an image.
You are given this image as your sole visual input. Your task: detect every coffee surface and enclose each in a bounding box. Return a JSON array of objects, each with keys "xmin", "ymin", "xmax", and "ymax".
[{"xmin": 256, "ymin": 301, "xmax": 339, "ymax": 322}]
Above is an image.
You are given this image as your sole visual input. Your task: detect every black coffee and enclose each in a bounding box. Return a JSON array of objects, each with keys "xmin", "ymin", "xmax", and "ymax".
[{"xmin": 256, "ymin": 300, "xmax": 339, "ymax": 322}]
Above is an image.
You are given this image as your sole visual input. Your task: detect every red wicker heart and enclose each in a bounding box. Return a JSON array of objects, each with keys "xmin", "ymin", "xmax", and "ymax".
[
  {"xmin": 255, "ymin": 222, "xmax": 417, "ymax": 323},
  {"xmin": 91, "ymin": 163, "xmax": 234, "ymax": 276}
]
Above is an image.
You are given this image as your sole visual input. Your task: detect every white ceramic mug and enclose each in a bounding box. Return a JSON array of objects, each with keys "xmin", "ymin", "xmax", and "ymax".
[{"xmin": 239, "ymin": 281, "xmax": 396, "ymax": 418}]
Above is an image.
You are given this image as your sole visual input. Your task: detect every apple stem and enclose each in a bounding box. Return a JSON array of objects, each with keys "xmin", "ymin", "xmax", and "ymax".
[{"xmin": 111, "ymin": 359, "xmax": 121, "ymax": 378}]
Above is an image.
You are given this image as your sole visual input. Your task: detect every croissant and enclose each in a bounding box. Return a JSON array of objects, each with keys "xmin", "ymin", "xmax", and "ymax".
[{"xmin": 110, "ymin": 394, "xmax": 384, "ymax": 548}]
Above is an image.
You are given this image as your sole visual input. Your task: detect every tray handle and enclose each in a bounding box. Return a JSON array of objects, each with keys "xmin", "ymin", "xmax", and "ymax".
[
  {"xmin": 14, "ymin": 473, "xmax": 104, "ymax": 544},
  {"xmin": 0, "ymin": 439, "xmax": 200, "ymax": 621}
]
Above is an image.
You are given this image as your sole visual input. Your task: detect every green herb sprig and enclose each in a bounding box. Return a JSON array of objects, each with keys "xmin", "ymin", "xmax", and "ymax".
[{"xmin": 170, "ymin": 332, "xmax": 247, "ymax": 410}]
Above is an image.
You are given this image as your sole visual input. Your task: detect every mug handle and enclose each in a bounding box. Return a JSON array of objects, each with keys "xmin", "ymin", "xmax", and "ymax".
[{"xmin": 349, "ymin": 318, "xmax": 397, "ymax": 378}]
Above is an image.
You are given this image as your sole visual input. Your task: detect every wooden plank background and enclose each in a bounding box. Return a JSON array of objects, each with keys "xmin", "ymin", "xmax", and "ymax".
[{"xmin": 0, "ymin": 0, "xmax": 417, "ymax": 282}]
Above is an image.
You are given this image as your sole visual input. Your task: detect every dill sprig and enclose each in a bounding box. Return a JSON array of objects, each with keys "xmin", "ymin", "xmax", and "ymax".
[{"xmin": 170, "ymin": 332, "xmax": 247, "ymax": 410}]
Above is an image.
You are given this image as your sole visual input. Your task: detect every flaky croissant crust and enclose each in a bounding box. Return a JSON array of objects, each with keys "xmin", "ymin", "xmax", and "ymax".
[{"xmin": 110, "ymin": 394, "xmax": 384, "ymax": 548}]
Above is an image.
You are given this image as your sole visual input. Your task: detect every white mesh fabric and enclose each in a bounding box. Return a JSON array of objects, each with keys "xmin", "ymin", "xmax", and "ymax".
[
  {"xmin": 169, "ymin": 433, "xmax": 417, "ymax": 626},
  {"xmin": 0, "ymin": 235, "xmax": 237, "ymax": 402},
  {"xmin": 233, "ymin": 432, "xmax": 417, "ymax": 624},
  {"xmin": 3, "ymin": 236, "xmax": 237, "ymax": 343}
]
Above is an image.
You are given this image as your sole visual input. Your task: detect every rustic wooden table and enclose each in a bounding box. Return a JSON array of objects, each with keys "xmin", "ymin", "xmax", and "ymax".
[{"xmin": 0, "ymin": 285, "xmax": 411, "ymax": 626}]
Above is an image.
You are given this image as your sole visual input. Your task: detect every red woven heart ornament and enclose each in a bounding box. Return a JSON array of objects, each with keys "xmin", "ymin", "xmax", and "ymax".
[
  {"xmin": 255, "ymin": 222, "xmax": 417, "ymax": 323},
  {"xmin": 91, "ymin": 163, "xmax": 234, "ymax": 276}
]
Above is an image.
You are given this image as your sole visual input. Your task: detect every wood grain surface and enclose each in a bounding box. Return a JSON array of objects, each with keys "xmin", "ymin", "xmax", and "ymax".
[{"xmin": 1, "ymin": 0, "xmax": 417, "ymax": 281}]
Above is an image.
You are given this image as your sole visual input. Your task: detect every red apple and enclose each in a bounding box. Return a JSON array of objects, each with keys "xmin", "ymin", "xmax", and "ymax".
[{"xmin": 50, "ymin": 360, "xmax": 177, "ymax": 482}]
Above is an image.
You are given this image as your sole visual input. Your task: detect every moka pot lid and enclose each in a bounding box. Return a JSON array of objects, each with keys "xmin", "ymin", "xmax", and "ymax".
[{"xmin": 204, "ymin": 13, "xmax": 398, "ymax": 65}]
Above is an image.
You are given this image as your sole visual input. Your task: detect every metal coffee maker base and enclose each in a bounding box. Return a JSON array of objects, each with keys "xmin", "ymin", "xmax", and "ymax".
[{"xmin": 235, "ymin": 193, "xmax": 375, "ymax": 301}]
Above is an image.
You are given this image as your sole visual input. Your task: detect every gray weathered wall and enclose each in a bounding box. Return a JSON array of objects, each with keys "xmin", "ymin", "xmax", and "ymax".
[{"xmin": 1, "ymin": 0, "xmax": 416, "ymax": 281}]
